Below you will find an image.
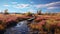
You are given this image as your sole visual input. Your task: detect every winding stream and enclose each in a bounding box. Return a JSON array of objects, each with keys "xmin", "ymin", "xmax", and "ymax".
[{"xmin": 4, "ymin": 20, "xmax": 31, "ymax": 34}]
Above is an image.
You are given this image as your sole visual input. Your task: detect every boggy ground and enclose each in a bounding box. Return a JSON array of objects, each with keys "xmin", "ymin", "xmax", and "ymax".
[
  {"xmin": 0, "ymin": 14, "xmax": 32, "ymax": 34},
  {"xmin": 28, "ymin": 15, "xmax": 60, "ymax": 34},
  {"xmin": 0, "ymin": 14, "xmax": 60, "ymax": 34}
]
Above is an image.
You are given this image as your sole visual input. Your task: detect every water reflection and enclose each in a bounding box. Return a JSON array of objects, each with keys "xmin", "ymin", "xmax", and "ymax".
[{"xmin": 4, "ymin": 20, "xmax": 30, "ymax": 34}]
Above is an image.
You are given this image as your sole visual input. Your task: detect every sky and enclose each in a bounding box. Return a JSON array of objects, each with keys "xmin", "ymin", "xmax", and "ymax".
[{"xmin": 0, "ymin": 0, "xmax": 60, "ymax": 13}]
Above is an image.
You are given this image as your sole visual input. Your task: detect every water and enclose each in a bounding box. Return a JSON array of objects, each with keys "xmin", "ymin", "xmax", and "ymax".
[{"xmin": 4, "ymin": 20, "xmax": 30, "ymax": 34}]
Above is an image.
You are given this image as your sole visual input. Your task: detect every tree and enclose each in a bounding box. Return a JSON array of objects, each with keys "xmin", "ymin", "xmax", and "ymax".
[
  {"xmin": 37, "ymin": 10, "xmax": 42, "ymax": 15},
  {"xmin": 4, "ymin": 9, "xmax": 9, "ymax": 14},
  {"xmin": 26, "ymin": 12, "xmax": 32, "ymax": 16}
]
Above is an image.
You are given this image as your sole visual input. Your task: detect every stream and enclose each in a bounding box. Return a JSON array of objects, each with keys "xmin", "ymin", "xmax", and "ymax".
[{"xmin": 4, "ymin": 20, "xmax": 31, "ymax": 34}]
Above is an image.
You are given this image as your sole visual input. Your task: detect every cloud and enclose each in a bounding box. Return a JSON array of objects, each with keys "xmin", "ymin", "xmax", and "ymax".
[
  {"xmin": 47, "ymin": 7, "xmax": 59, "ymax": 9},
  {"xmin": 30, "ymin": 1, "xmax": 34, "ymax": 4},
  {"xmin": 3, "ymin": 4, "xmax": 9, "ymax": 7},
  {"xmin": 35, "ymin": 4, "xmax": 45, "ymax": 8},
  {"xmin": 12, "ymin": 2, "xmax": 17, "ymax": 4},
  {"xmin": 10, "ymin": 1, "xmax": 60, "ymax": 10},
  {"xmin": 45, "ymin": 1, "xmax": 60, "ymax": 7},
  {"xmin": 15, "ymin": 4, "xmax": 30, "ymax": 9},
  {"xmin": 35, "ymin": 1, "xmax": 60, "ymax": 9},
  {"xmin": 28, "ymin": 9, "xmax": 36, "ymax": 13}
]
